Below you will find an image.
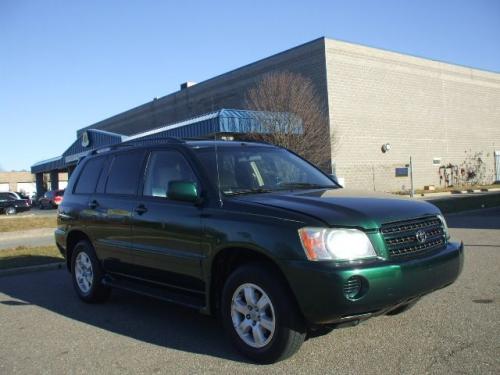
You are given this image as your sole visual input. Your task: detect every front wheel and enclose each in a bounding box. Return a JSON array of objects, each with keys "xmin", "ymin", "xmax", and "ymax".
[
  {"xmin": 221, "ymin": 263, "xmax": 306, "ymax": 363},
  {"xmin": 5, "ymin": 206, "xmax": 16, "ymax": 215},
  {"xmin": 71, "ymin": 240, "xmax": 110, "ymax": 303}
]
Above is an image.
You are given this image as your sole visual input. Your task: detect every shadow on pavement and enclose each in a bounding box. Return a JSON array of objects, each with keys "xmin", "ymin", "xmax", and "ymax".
[
  {"xmin": 0, "ymin": 269, "xmax": 248, "ymax": 363},
  {"xmin": 445, "ymin": 207, "xmax": 500, "ymax": 230},
  {"xmin": 0, "ymin": 255, "xmax": 62, "ymax": 270}
]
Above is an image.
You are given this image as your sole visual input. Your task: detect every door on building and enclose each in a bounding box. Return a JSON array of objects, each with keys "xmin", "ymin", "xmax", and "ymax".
[
  {"xmin": 0, "ymin": 183, "xmax": 9, "ymax": 192},
  {"xmin": 495, "ymin": 151, "xmax": 500, "ymax": 182}
]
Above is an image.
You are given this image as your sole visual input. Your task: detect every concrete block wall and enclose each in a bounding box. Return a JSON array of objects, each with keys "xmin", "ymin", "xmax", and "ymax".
[{"xmin": 325, "ymin": 39, "xmax": 500, "ymax": 191}]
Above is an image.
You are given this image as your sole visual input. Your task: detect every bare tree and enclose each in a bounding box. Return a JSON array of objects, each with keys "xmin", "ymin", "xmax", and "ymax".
[{"xmin": 244, "ymin": 71, "xmax": 333, "ymax": 171}]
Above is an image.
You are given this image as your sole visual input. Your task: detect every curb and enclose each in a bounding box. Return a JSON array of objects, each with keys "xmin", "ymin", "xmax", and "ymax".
[
  {"xmin": 417, "ymin": 187, "xmax": 500, "ymax": 197},
  {"xmin": 0, "ymin": 262, "xmax": 64, "ymax": 277}
]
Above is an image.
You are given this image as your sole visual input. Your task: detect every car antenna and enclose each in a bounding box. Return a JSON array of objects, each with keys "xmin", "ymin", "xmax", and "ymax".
[{"xmin": 214, "ymin": 131, "xmax": 223, "ymax": 207}]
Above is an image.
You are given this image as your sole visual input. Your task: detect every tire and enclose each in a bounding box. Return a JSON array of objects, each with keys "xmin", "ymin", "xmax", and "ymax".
[
  {"xmin": 5, "ymin": 206, "xmax": 16, "ymax": 215},
  {"xmin": 221, "ymin": 263, "xmax": 306, "ymax": 363},
  {"xmin": 71, "ymin": 240, "xmax": 110, "ymax": 303}
]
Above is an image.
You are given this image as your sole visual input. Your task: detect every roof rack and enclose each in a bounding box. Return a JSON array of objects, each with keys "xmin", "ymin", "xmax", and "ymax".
[
  {"xmin": 121, "ymin": 136, "xmax": 185, "ymax": 146},
  {"xmin": 85, "ymin": 136, "xmax": 185, "ymax": 157}
]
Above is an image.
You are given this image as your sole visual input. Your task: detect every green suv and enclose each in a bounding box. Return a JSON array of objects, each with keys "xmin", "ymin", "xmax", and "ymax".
[{"xmin": 55, "ymin": 139, "xmax": 463, "ymax": 363}]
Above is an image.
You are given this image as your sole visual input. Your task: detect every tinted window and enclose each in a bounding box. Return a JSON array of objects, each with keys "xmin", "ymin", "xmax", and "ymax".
[
  {"xmin": 74, "ymin": 157, "xmax": 106, "ymax": 194},
  {"xmin": 95, "ymin": 157, "xmax": 111, "ymax": 194},
  {"xmin": 193, "ymin": 146, "xmax": 336, "ymax": 195},
  {"xmin": 106, "ymin": 151, "xmax": 145, "ymax": 195},
  {"xmin": 143, "ymin": 150, "xmax": 197, "ymax": 198}
]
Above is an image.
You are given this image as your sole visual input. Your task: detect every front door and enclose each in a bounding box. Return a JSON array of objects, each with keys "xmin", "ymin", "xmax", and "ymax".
[{"xmin": 130, "ymin": 149, "xmax": 205, "ymax": 293}]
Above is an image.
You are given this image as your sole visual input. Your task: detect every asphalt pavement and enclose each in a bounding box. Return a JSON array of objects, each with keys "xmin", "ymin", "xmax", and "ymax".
[{"xmin": 0, "ymin": 208, "xmax": 498, "ymax": 374}]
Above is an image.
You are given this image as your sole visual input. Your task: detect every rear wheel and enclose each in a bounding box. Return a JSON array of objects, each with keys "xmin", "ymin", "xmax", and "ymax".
[
  {"xmin": 71, "ymin": 240, "xmax": 110, "ymax": 303},
  {"xmin": 5, "ymin": 206, "xmax": 16, "ymax": 215},
  {"xmin": 221, "ymin": 263, "xmax": 306, "ymax": 363}
]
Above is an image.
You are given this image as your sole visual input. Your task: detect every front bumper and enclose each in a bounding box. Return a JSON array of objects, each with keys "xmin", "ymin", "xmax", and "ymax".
[{"xmin": 282, "ymin": 241, "xmax": 464, "ymax": 324}]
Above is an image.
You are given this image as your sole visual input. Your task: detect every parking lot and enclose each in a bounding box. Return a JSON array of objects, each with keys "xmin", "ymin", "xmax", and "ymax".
[{"xmin": 0, "ymin": 208, "xmax": 498, "ymax": 374}]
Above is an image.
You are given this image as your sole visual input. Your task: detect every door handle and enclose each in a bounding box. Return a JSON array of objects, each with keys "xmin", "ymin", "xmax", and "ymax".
[
  {"xmin": 88, "ymin": 200, "xmax": 99, "ymax": 209},
  {"xmin": 135, "ymin": 204, "xmax": 148, "ymax": 215}
]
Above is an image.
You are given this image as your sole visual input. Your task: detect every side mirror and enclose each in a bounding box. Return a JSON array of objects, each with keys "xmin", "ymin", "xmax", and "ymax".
[
  {"xmin": 329, "ymin": 174, "xmax": 343, "ymax": 187},
  {"xmin": 167, "ymin": 181, "xmax": 200, "ymax": 203}
]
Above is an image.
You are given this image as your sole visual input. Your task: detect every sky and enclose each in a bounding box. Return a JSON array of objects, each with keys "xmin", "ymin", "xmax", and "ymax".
[{"xmin": 1, "ymin": 0, "xmax": 499, "ymax": 171}]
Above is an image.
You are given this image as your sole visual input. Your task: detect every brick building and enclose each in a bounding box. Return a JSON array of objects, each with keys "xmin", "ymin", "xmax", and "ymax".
[{"xmin": 33, "ymin": 37, "xmax": 500, "ymax": 192}]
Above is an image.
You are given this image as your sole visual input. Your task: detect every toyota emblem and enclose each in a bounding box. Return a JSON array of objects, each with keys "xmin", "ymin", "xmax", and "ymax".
[{"xmin": 415, "ymin": 230, "xmax": 428, "ymax": 244}]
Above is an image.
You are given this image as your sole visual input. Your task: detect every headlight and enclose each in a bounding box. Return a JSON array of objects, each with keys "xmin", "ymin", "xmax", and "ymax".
[
  {"xmin": 298, "ymin": 227, "xmax": 377, "ymax": 261},
  {"xmin": 437, "ymin": 214, "xmax": 450, "ymax": 240}
]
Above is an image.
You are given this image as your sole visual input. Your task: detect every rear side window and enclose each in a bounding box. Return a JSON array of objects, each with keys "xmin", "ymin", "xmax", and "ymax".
[
  {"xmin": 143, "ymin": 150, "xmax": 197, "ymax": 198},
  {"xmin": 74, "ymin": 157, "xmax": 106, "ymax": 194},
  {"xmin": 106, "ymin": 151, "xmax": 145, "ymax": 195}
]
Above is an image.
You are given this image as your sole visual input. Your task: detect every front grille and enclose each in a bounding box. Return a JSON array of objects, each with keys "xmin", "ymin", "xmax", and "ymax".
[{"xmin": 381, "ymin": 216, "xmax": 446, "ymax": 258}]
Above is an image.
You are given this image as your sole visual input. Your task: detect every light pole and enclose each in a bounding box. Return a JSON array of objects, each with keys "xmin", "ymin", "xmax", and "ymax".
[{"xmin": 409, "ymin": 156, "xmax": 414, "ymax": 198}]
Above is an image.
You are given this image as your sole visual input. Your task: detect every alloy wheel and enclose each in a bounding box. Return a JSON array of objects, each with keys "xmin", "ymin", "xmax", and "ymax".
[
  {"xmin": 230, "ymin": 283, "xmax": 276, "ymax": 348},
  {"xmin": 75, "ymin": 252, "xmax": 94, "ymax": 294}
]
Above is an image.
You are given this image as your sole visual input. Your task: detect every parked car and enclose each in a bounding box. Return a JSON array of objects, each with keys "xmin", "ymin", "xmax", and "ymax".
[
  {"xmin": 15, "ymin": 191, "xmax": 33, "ymax": 207},
  {"xmin": 38, "ymin": 189, "xmax": 65, "ymax": 209},
  {"xmin": 0, "ymin": 192, "xmax": 31, "ymax": 215},
  {"xmin": 55, "ymin": 139, "xmax": 464, "ymax": 363}
]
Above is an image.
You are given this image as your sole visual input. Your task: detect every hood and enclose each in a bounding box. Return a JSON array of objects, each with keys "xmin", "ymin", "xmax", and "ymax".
[{"xmin": 236, "ymin": 189, "xmax": 440, "ymax": 230}]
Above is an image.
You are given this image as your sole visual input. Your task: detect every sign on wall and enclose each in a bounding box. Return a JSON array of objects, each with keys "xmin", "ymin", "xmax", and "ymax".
[{"xmin": 395, "ymin": 167, "xmax": 409, "ymax": 177}]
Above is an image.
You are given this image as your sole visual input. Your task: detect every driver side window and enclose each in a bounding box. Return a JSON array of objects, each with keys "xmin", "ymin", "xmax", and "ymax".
[{"xmin": 143, "ymin": 150, "xmax": 197, "ymax": 198}]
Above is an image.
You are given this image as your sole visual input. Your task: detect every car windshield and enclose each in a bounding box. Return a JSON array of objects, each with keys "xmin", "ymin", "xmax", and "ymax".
[{"xmin": 193, "ymin": 145, "xmax": 337, "ymax": 195}]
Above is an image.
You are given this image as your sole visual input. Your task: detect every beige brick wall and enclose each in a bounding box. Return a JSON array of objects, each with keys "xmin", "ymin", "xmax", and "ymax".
[{"xmin": 325, "ymin": 39, "xmax": 500, "ymax": 191}]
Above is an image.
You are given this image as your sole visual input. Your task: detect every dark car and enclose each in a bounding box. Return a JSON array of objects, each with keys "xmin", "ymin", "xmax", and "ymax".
[
  {"xmin": 15, "ymin": 191, "xmax": 33, "ymax": 207},
  {"xmin": 0, "ymin": 192, "xmax": 30, "ymax": 215},
  {"xmin": 55, "ymin": 139, "xmax": 463, "ymax": 363},
  {"xmin": 38, "ymin": 189, "xmax": 64, "ymax": 209}
]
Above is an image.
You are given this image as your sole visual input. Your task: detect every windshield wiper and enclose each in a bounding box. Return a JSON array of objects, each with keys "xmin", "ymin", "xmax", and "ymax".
[
  {"xmin": 224, "ymin": 188, "xmax": 274, "ymax": 196},
  {"xmin": 276, "ymin": 182, "xmax": 335, "ymax": 190}
]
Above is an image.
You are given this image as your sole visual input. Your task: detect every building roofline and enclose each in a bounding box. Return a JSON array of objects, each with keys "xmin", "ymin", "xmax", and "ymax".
[
  {"xmin": 324, "ymin": 36, "xmax": 500, "ymax": 75},
  {"xmin": 31, "ymin": 156, "xmax": 62, "ymax": 167}
]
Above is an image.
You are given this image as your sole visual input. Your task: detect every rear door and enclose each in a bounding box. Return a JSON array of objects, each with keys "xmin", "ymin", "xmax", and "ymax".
[
  {"xmin": 130, "ymin": 148, "xmax": 205, "ymax": 293},
  {"xmin": 88, "ymin": 150, "xmax": 147, "ymax": 275}
]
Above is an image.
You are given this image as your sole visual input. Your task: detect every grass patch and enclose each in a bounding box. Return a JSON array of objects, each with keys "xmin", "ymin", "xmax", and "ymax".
[
  {"xmin": 0, "ymin": 245, "xmax": 63, "ymax": 270},
  {"xmin": 0, "ymin": 216, "xmax": 57, "ymax": 233}
]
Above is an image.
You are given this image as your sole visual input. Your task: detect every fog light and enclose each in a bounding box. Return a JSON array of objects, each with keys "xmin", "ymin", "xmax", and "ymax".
[{"xmin": 343, "ymin": 276, "xmax": 367, "ymax": 300}]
